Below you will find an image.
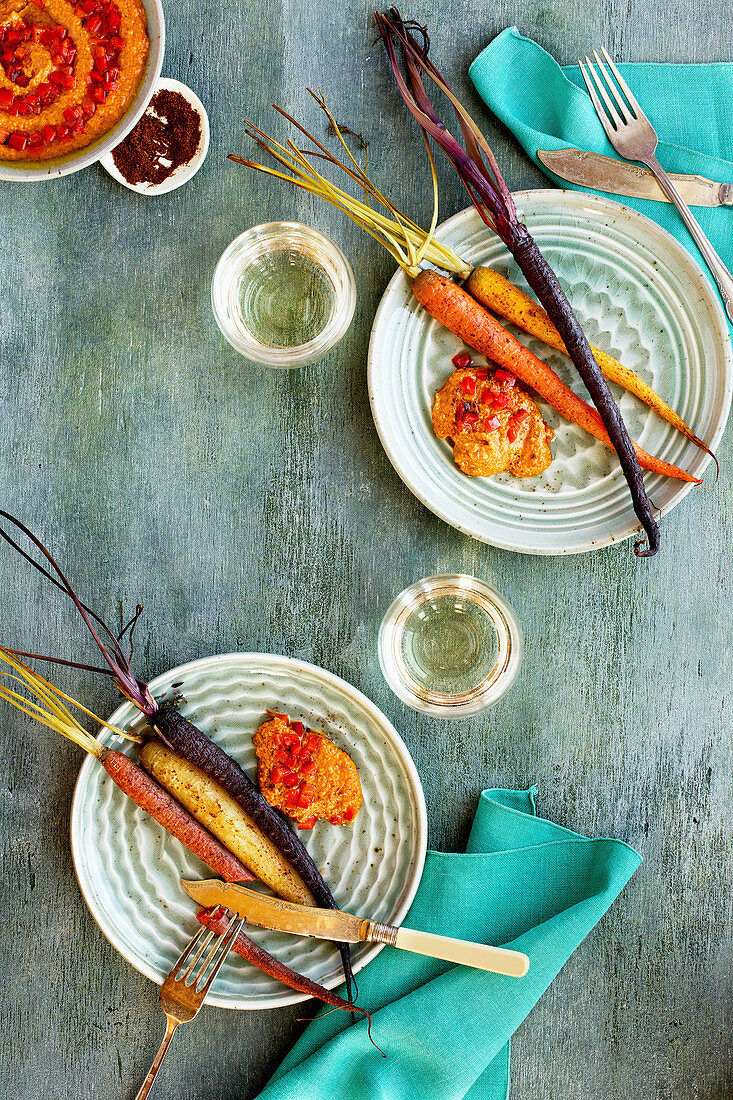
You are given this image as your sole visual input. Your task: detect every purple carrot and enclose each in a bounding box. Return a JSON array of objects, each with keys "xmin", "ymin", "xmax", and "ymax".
[
  {"xmin": 375, "ymin": 8, "xmax": 661, "ymax": 557},
  {"xmin": 0, "ymin": 511, "xmax": 355, "ymax": 1004},
  {"xmin": 198, "ymin": 904, "xmax": 380, "ymax": 1050}
]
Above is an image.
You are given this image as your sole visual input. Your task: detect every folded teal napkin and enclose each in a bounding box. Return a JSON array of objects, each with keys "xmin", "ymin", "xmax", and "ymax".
[
  {"xmin": 469, "ymin": 28, "xmax": 733, "ymax": 296},
  {"xmin": 256, "ymin": 788, "xmax": 640, "ymax": 1100}
]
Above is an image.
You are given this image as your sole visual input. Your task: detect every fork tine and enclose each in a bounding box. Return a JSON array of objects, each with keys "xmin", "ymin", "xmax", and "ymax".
[
  {"xmin": 195, "ymin": 916, "xmax": 244, "ymax": 995},
  {"xmin": 178, "ymin": 928, "xmax": 216, "ymax": 983},
  {"xmin": 578, "ymin": 57, "xmax": 621, "ymax": 140},
  {"xmin": 169, "ymin": 925, "xmax": 211, "ymax": 979},
  {"xmin": 600, "ymin": 46, "xmax": 646, "ymax": 118},
  {"xmin": 593, "ymin": 51, "xmax": 634, "ymax": 122},
  {"xmin": 583, "ymin": 55, "xmax": 625, "ymax": 129}
]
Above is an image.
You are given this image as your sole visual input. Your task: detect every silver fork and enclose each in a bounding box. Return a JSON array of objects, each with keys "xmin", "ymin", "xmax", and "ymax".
[
  {"xmin": 133, "ymin": 914, "xmax": 244, "ymax": 1100},
  {"xmin": 580, "ymin": 47, "xmax": 733, "ymax": 322}
]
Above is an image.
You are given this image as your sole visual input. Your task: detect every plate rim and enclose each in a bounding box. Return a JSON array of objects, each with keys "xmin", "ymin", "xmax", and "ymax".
[
  {"xmin": 367, "ymin": 189, "xmax": 733, "ymax": 555},
  {"xmin": 70, "ymin": 651, "xmax": 428, "ymax": 1010}
]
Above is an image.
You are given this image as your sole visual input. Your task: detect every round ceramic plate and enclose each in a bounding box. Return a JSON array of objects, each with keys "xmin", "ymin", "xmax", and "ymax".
[
  {"xmin": 70, "ymin": 653, "xmax": 427, "ymax": 1009},
  {"xmin": 368, "ymin": 191, "xmax": 733, "ymax": 555}
]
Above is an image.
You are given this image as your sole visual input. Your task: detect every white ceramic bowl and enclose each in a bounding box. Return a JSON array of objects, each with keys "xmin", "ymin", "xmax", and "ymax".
[
  {"xmin": 100, "ymin": 78, "xmax": 209, "ymax": 195},
  {"xmin": 0, "ymin": 0, "xmax": 164, "ymax": 182}
]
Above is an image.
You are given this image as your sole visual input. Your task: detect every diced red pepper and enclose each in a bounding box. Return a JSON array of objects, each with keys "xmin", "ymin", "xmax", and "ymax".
[
  {"xmin": 507, "ymin": 425, "xmax": 518, "ymax": 444},
  {"xmin": 513, "ymin": 407, "xmax": 529, "ymax": 422},
  {"xmin": 267, "ymin": 710, "xmax": 289, "ymax": 724},
  {"xmin": 27, "ymin": 130, "xmax": 43, "ymax": 146},
  {"xmin": 270, "ymin": 764, "xmax": 288, "ymax": 785},
  {"xmin": 298, "ymin": 816, "xmax": 317, "ymax": 830},
  {"xmin": 61, "ymin": 74, "xmax": 76, "ymax": 90},
  {"xmin": 297, "ymin": 783, "xmax": 316, "ymax": 808},
  {"xmin": 63, "ymin": 105, "xmax": 80, "ymax": 123},
  {"xmin": 85, "ymin": 13, "xmax": 102, "ymax": 31},
  {"xmin": 329, "ymin": 814, "xmax": 343, "ymax": 826},
  {"xmin": 0, "ymin": 88, "xmax": 13, "ymax": 109},
  {"xmin": 473, "ymin": 367, "xmax": 488, "ymax": 379},
  {"xmin": 304, "ymin": 733, "xmax": 320, "ymax": 753},
  {"xmin": 343, "ymin": 805, "xmax": 357, "ymax": 822},
  {"xmin": 282, "ymin": 771, "xmax": 299, "ymax": 788},
  {"xmin": 0, "ymin": 128, "xmax": 9, "ymax": 144},
  {"xmin": 110, "ymin": 34, "xmax": 125, "ymax": 50},
  {"xmin": 488, "ymin": 392, "xmax": 511, "ymax": 410},
  {"xmin": 452, "ymin": 351, "xmax": 472, "ymax": 369},
  {"xmin": 284, "ymin": 731, "xmax": 300, "ymax": 747},
  {"xmin": 89, "ymin": 86, "xmax": 106, "ymax": 103},
  {"xmin": 291, "ymin": 720, "xmax": 304, "ymax": 737},
  {"xmin": 483, "ymin": 415, "xmax": 501, "ymax": 432},
  {"xmin": 8, "ymin": 131, "xmax": 27, "ymax": 150},
  {"xmin": 494, "ymin": 369, "xmax": 516, "ymax": 389},
  {"xmin": 284, "ymin": 789, "xmax": 299, "ymax": 809},
  {"xmin": 57, "ymin": 122, "xmax": 71, "ymax": 139},
  {"xmin": 459, "ymin": 375, "xmax": 476, "ymax": 396},
  {"xmin": 462, "ymin": 410, "xmax": 480, "ymax": 426},
  {"xmin": 300, "ymin": 756, "xmax": 316, "ymax": 776},
  {"xmin": 42, "ymin": 123, "xmax": 56, "ymax": 143}
]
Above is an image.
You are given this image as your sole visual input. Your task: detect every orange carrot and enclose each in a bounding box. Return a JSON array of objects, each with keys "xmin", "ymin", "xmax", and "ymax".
[
  {"xmin": 466, "ymin": 266, "xmax": 716, "ymax": 469},
  {"xmin": 99, "ymin": 747, "xmax": 256, "ymax": 882},
  {"xmin": 412, "ymin": 270, "xmax": 700, "ymax": 485}
]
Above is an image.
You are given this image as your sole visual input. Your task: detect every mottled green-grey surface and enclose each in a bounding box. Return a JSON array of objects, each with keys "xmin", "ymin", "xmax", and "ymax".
[{"xmin": 1, "ymin": 1, "xmax": 731, "ymax": 1097}]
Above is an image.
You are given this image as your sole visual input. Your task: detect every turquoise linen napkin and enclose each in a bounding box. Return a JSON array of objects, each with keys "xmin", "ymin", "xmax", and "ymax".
[
  {"xmin": 256, "ymin": 788, "xmax": 641, "ymax": 1100},
  {"xmin": 468, "ymin": 28, "xmax": 733, "ymax": 301}
]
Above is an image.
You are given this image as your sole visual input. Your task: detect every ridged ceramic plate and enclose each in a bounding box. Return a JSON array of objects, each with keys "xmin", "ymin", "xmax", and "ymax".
[
  {"xmin": 70, "ymin": 653, "xmax": 427, "ymax": 1009},
  {"xmin": 368, "ymin": 192, "xmax": 732, "ymax": 554}
]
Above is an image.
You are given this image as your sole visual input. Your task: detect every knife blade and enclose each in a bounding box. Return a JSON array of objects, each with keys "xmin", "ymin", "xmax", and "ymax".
[
  {"xmin": 538, "ymin": 148, "xmax": 732, "ymax": 207},
  {"xmin": 181, "ymin": 878, "xmax": 530, "ymax": 977}
]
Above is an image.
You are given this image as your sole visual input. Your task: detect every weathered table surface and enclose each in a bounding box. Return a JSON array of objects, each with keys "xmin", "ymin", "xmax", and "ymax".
[{"xmin": 1, "ymin": 1, "xmax": 731, "ymax": 1097}]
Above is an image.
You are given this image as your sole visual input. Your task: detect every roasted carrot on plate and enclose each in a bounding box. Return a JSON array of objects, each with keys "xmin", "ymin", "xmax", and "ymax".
[
  {"xmin": 465, "ymin": 265, "xmax": 716, "ymax": 467},
  {"xmin": 412, "ymin": 270, "xmax": 700, "ymax": 485}
]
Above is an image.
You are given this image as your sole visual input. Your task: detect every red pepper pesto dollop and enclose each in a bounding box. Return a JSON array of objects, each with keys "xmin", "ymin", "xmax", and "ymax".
[
  {"xmin": 432, "ymin": 361, "xmax": 554, "ymax": 478},
  {"xmin": 254, "ymin": 711, "xmax": 362, "ymax": 831}
]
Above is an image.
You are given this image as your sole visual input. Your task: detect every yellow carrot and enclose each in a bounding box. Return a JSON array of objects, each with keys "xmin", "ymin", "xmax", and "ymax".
[
  {"xmin": 466, "ymin": 266, "xmax": 717, "ymax": 471},
  {"xmin": 412, "ymin": 270, "xmax": 700, "ymax": 484}
]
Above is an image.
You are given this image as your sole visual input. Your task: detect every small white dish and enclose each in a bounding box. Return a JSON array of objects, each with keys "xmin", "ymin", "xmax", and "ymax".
[{"xmin": 100, "ymin": 77, "xmax": 209, "ymax": 195}]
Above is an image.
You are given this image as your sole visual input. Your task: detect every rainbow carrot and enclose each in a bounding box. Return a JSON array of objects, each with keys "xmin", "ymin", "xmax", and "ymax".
[{"xmin": 412, "ymin": 270, "xmax": 700, "ymax": 485}]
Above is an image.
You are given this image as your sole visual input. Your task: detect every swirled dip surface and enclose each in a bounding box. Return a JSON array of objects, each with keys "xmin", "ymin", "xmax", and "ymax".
[{"xmin": 0, "ymin": 0, "xmax": 148, "ymax": 161}]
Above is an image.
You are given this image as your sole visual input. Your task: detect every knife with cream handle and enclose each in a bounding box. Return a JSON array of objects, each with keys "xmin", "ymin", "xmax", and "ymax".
[
  {"xmin": 538, "ymin": 149, "xmax": 733, "ymax": 207},
  {"xmin": 181, "ymin": 878, "xmax": 530, "ymax": 978}
]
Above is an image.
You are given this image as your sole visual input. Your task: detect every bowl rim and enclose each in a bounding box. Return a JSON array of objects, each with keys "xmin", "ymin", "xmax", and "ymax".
[{"xmin": 0, "ymin": 0, "xmax": 165, "ymax": 182}]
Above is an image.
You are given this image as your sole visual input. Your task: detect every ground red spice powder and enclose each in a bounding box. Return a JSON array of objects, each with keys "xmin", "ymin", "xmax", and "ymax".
[{"xmin": 112, "ymin": 89, "xmax": 202, "ymax": 186}]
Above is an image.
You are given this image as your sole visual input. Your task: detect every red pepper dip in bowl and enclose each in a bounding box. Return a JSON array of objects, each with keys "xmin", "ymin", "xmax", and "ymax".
[{"xmin": 0, "ymin": 0, "xmax": 162, "ymax": 178}]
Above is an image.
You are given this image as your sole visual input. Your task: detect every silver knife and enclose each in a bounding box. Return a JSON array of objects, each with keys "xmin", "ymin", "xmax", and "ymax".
[
  {"xmin": 538, "ymin": 148, "xmax": 732, "ymax": 207},
  {"xmin": 181, "ymin": 878, "xmax": 530, "ymax": 977}
]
